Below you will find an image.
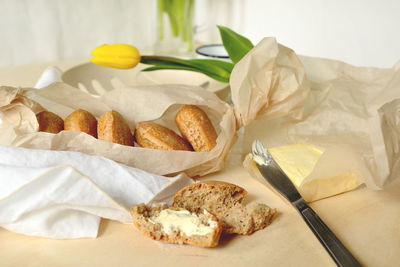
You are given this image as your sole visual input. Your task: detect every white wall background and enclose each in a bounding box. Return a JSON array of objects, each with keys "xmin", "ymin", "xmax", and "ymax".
[
  {"xmin": 1, "ymin": 0, "xmax": 399, "ymax": 68},
  {"xmin": 240, "ymin": 0, "xmax": 400, "ymax": 68},
  {"xmin": 0, "ymin": 0, "xmax": 157, "ymax": 66}
]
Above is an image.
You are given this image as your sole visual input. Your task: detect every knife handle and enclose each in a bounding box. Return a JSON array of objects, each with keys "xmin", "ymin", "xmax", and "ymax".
[{"xmin": 294, "ymin": 199, "xmax": 362, "ymax": 267}]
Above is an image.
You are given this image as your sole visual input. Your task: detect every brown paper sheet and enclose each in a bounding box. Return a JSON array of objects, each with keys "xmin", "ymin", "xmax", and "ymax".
[
  {"xmin": 230, "ymin": 38, "xmax": 310, "ymax": 127},
  {"xmin": 241, "ymin": 54, "xmax": 400, "ymax": 201},
  {"xmin": 0, "ymin": 38, "xmax": 308, "ymax": 179},
  {"xmin": 0, "ymin": 83, "xmax": 237, "ymax": 177}
]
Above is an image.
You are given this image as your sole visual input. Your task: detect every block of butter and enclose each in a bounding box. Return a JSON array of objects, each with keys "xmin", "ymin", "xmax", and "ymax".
[{"xmin": 243, "ymin": 144, "xmax": 360, "ymax": 202}]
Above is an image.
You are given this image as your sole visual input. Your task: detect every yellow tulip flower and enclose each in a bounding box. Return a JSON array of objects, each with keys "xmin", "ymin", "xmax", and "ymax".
[
  {"xmin": 89, "ymin": 44, "xmax": 141, "ymax": 69},
  {"xmin": 88, "ymin": 31, "xmax": 236, "ymax": 83}
]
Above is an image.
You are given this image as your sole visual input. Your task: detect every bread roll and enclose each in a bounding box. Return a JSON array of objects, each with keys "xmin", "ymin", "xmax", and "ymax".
[
  {"xmin": 135, "ymin": 122, "xmax": 192, "ymax": 151},
  {"xmin": 130, "ymin": 204, "xmax": 222, "ymax": 248},
  {"xmin": 97, "ymin": 110, "xmax": 133, "ymax": 146},
  {"xmin": 36, "ymin": 111, "xmax": 64, "ymax": 134},
  {"xmin": 172, "ymin": 181, "xmax": 276, "ymax": 235},
  {"xmin": 64, "ymin": 109, "xmax": 97, "ymax": 138},
  {"xmin": 175, "ymin": 105, "xmax": 218, "ymax": 152}
]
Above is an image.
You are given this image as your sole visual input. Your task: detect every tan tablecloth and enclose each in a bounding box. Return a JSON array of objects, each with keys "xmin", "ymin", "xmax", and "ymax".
[{"xmin": 0, "ymin": 61, "xmax": 399, "ymax": 267}]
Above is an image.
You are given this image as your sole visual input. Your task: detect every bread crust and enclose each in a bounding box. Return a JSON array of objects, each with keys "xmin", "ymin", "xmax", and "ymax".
[
  {"xmin": 130, "ymin": 204, "xmax": 222, "ymax": 248},
  {"xmin": 175, "ymin": 105, "xmax": 218, "ymax": 152},
  {"xmin": 64, "ymin": 109, "xmax": 97, "ymax": 138},
  {"xmin": 97, "ymin": 110, "xmax": 133, "ymax": 146},
  {"xmin": 135, "ymin": 122, "xmax": 192, "ymax": 151},
  {"xmin": 36, "ymin": 111, "xmax": 64, "ymax": 134},
  {"xmin": 172, "ymin": 181, "xmax": 248, "ymax": 209}
]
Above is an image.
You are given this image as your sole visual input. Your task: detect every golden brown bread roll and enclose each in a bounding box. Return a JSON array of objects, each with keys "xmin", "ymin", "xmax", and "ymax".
[
  {"xmin": 135, "ymin": 122, "xmax": 192, "ymax": 151},
  {"xmin": 64, "ymin": 109, "xmax": 97, "ymax": 138},
  {"xmin": 97, "ymin": 110, "xmax": 134, "ymax": 146},
  {"xmin": 36, "ymin": 111, "xmax": 64, "ymax": 134},
  {"xmin": 175, "ymin": 105, "xmax": 218, "ymax": 152}
]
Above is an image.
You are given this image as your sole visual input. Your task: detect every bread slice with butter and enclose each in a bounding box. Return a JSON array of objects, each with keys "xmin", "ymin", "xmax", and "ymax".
[
  {"xmin": 130, "ymin": 204, "xmax": 222, "ymax": 248},
  {"xmin": 172, "ymin": 181, "xmax": 276, "ymax": 235}
]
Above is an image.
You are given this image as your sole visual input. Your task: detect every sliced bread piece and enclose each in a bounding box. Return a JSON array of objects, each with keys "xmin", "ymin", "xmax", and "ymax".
[
  {"xmin": 172, "ymin": 181, "xmax": 247, "ymax": 215},
  {"xmin": 172, "ymin": 181, "xmax": 276, "ymax": 235},
  {"xmin": 130, "ymin": 204, "xmax": 222, "ymax": 248},
  {"xmin": 218, "ymin": 202, "xmax": 276, "ymax": 235}
]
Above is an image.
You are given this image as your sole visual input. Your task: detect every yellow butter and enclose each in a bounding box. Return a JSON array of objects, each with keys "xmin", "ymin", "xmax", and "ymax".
[
  {"xmin": 148, "ymin": 209, "xmax": 217, "ymax": 236},
  {"xmin": 268, "ymin": 144, "xmax": 324, "ymax": 187},
  {"xmin": 245, "ymin": 143, "xmax": 360, "ymax": 202}
]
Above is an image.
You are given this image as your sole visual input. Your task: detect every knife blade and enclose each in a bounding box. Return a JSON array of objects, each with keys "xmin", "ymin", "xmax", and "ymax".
[{"xmin": 251, "ymin": 140, "xmax": 361, "ymax": 267}]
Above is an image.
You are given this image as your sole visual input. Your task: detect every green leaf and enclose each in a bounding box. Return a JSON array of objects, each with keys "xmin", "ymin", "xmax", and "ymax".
[
  {"xmin": 140, "ymin": 56, "xmax": 233, "ymax": 83},
  {"xmin": 217, "ymin": 25, "xmax": 254, "ymax": 64},
  {"xmin": 141, "ymin": 60, "xmax": 198, "ymax": 72},
  {"xmin": 189, "ymin": 59, "xmax": 234, "ymax": 73},
  {"xmin": 142, "ymin": 65, "xmax": 229, "ymax": 83}
]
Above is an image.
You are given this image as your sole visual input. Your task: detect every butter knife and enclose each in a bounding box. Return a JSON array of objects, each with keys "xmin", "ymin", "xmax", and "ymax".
[{"xmin": 251, "ymin": 140, "xmax": 361, "ymax": 267}]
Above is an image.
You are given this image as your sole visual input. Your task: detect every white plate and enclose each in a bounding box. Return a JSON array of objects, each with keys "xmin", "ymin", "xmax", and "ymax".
[{"xmin": 61, "ymin": 62, "xmax": 229, "ymax": 97}]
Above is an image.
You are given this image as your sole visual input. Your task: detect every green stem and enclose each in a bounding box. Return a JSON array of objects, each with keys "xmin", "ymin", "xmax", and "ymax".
[
  {"xmin": 185, "ymin": 0, "xmax": 194, "ymax": 51},
  {"xmin": 157, "ymin": 0, "xmax": 164, "ymax": 40},
  {"xmin": 140, "ymin": 55, "xmax": 233, "ymax": 83},
  {"xmin": 158, "ymin": 0, "xmax": 194, "ymax": 49},
  {"xmin": 167, "ymin": 0, "xmax": 179, "ymax": 37},
  {"xmin": 142, "ymin": 55, "xmax": 190, "ymax": 66},
  {"xmin": 177, "ymin": 0, "xmax": 185, "ymax": 41}
]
